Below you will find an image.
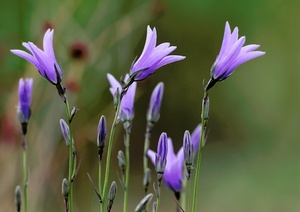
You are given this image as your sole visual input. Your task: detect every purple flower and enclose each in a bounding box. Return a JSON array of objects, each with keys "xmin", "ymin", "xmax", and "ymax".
[
  {"xmin": 129, "ymin": 26, "xmax": 185, "ymax": 82},
  {"xmin": 18, "ymin": 78, "xmax": 33, "ymax": 124},
  {"xmin": 11, "ymin": 29, "xmax": 63, "ymax": 85},
  {"xmin": 206, "ymin": 22, "xmax": 265, "ymax": 90},
  {"xmin": 147, "ymin": 82, "xmax": 164, "ymax": 124},
  {"xmin": 107, "ymin": 73, "xmax": 137, "ymax": 122},
  {"xmin": 147, "ymin": 125, "xmax": 202, "ymax": 192}
]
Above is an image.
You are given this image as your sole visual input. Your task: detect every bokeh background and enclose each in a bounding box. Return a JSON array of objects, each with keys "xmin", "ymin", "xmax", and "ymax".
[{"xmin": 0, "ymin": 0, "xmax": 299, "ymax": 211}]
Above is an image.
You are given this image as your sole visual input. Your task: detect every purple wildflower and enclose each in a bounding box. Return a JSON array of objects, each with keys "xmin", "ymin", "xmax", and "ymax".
[
  {"xmin": 129, "ymin": 26, "xmax": 185, "ymax": 82},
  {"xmin": 147, "ymin": 124, "xmax": 202, "ymax": 192},
  {"xmin": 147, "ymin": 82, "xmax": 164, "ymax": 124},
  {"xmin": 206, "ymin": 22, "xmax": 265, "ymax": 90},
  {"xmin": 18, "ymin": 78, "xmax": 33, "ymax": 135},
  {"xmin": 11, "ymin": 29, "xmax": 66, "ymax": 101},
  {"xmin": 107, "ymin": 73, "xmax": 137, "ymax": 122},
  {"xmin": 11, "ymin": 29, "xmax": 62, "ymax": 85}
]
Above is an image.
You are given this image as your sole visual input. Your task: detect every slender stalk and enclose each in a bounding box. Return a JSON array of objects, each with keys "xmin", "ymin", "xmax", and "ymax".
[
  {"xmin": 99, "ymin": 161, "xmax": 102, "ymax": 212},
  {"xmin": 143, "ymin": 124, "xmax": 152, "ymax": 174},
  {"xmin": 101, "ymin": 97, "xmax": 121, "ymax": 212},
  {"xmin": 22, "ymin": 136, "xmax": 28, "ymax": 212},
  {"xmin": 65, "ymin": 98, "xmax": 74, "ymax": 212},
  {"xmin": 180, "ymin": 176, "xmax": 187, "ymax": 211},
  {"xmin": 155, "ymin": 183, "xmax": 161, "ymax": 212},
  {"xmin": 186, "ymin": 177, "xmax": 191, "ymax": 212},
  {"xmin": 123, "ymin": 132, "xmax": 130, "ymax": 212},
  {"xmin": 191, "ymin": 91, "xmax": 207, "ymax": 212}
]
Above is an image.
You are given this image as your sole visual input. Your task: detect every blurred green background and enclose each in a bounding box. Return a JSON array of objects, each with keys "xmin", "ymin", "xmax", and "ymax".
[{"xmin": 0, "ymin": 0, "xmax": 299, "ymax": 211}]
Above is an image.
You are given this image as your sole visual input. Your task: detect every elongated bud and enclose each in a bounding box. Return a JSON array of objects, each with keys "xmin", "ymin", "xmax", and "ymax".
[
  {"xmin": 117, "ymin": 150, "xmax": 126, "ymax": 174},
  {"xmin": 62, "ymin": 178, "xmax": 69, "ymax": 198},
  {"xmin": 60, "ymin": 119, "xmax": 71, "ymax": 147},
  {"xmin": 155, "ymin": 132, "xmax": 168, "ymax": 184},
  {"xmin": 107, "ymin": 181, "xmax": 117, "ymax": 212},
  {"xmin": 113, "ymin": 88, "xmax": 120, "ymax": 110},
  {"xmin": 18, "ymin": 78, "xmax": 33, "ymax": 135},
  {"xmin": 152, "ymin": 201, "xmax": 157, "ymax": 212},
  {"xmin": 69, "ymin": 106, "xmax": 78, "ymax": 123},
  {"xmin": 134, "ymin": 193, "xmax": 153, "ymax": 212},
  {"xmin": 147, "ymin": 82, "xmax": 164, "ymax": 124},
  {"xmin": 143, "ymin": 168, "xmax": 151, "ymax": 193},
  {"xmin": 15, "ymin": 185, "xmax": 22, "ymax": 212},
  {"xmin": 97, "ymin": 115, "xmax": 106, "ymax": 161},
  {"xmin": 201, "ymin": 93, "xmax": 209, "ymax": 127},
  {"xmin": 183, "ymin": 130, "xmax": 193, "ymax": 180}
]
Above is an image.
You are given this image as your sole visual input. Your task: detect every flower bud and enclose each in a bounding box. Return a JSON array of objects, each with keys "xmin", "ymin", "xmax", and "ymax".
[
  {"xmin": 62, "ymin": 178, "xmax": 69, "ymax": 198},
  {"xmin": 15, "ymin": 185, "xmax": 22, "ymax": 212},
  {"xmin": 60, "ymin": 119, "xmax": 71, "ymax": 147},
  {"xmin": 183, "ymin": 130, "xmax": 193, "ymax": 180},
  {"xmin": 147, "ymin": 82, "xmax": 164, "ymax": 124},
  {"xmin": 143, "ymin": 168, "xmax": 151, "ymax": 193},
  {"xmin": 97, "ymin": 115, "xmax": 106, "ymax": 161},
  {"xmin": 117, "ymin": 150, "xmax": 126, "ymax": 174},
  {"xmin": 134, "ymin": 193, "xmax": 153, "ymax": 212},
  {"xmin": 201, "ymin": 94, "xmax": 210, "ymax": 127},
  {"xmin": 155, "ymin": 132, "xmax": 168, "ymax": 183},
  {"xmin": 107, "ymin": 181, "xmax": 117, "ymax": 211}
]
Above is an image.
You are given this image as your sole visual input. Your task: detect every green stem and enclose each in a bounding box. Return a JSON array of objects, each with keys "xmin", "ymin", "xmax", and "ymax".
[
  {"xmin": 155, "ymin": 183, "xmax": 161, "ymax": 212},
  {"xmin": 191, "ymin": 91, "xmax": 207, "ymax": 212},
  {"xmin": 143, "ymin": 124, "xmax": 152, "ymax": 174},
  {"xmin": 22, "ymin": 137, "xmax": 28, "ymax": 212},
  {"xmin": 99, "ymin": 160, "xmax": 102, "ymax": 212},
  {"xmin": 123, "ymin": 132, "xmax": 130, "ymax": 212},
  {"xmin": 65, "ymin": 99, "xmax": 74, "ymax": 212},
  {"xmin": 181, "ymin": 176, "xmax": 187, "ymax": 211},
  {"xmin": 101, "ymin": 96, "xmax": 121, "ymax": 212}
]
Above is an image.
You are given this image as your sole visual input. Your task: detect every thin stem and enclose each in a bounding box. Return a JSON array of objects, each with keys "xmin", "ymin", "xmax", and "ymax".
[
  {"xmin": 65, "ymin": 98, "xmax": 74, "ymax": 212},
  {"xmin": 101, "ymin": 96, "xmax": 121, "ymax": 212},
  {"xmin": 143, "ymin": 124, "xmax": 152, "ymax": 174},
  {"xmin": 123, "ymin": 132, "xmax": 130, "ymax": 212},
  {"xmin": 99, "ymin": 160, "xmax": 102, "ymax": 212},
  {"xmin": 191, "ymin": 91, "xmax": 207, "ymax": 212},
  {"xmin": 22, "ymin": 136, "xmax": 28, "ymax": 212},
  {"xmin": 155, "ymin": 183, "xmax": 161, "ymax": 212},
  {"xmin": 186, "ymin": 177, "xmax": 191, "ymax": 212},
  {"xmin": 180, "ymin": 176, "xmax": 187, "ymax": 211}
]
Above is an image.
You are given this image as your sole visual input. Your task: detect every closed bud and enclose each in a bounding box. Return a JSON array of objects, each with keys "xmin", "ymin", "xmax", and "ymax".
[
  {"xmin": 134, "ymin": 193, "xmax": 153, "ymax": 212},
  {"xmin": 183, "ymin": 130, "xmax": 193, "ymax": 180},
  {"xmin": 70, "ymin": 106, "xmax": 78, "ymax": 123},
  {"xmin": 113, "ymin": 88, "xmax": 120, "ymax": 109},
  {"xmin": 60, "ymin": 119, "xmax": 72, "ymax": 147},
  {"xmin": 15, "ymin": 185, "xmax": 22, "ymax": 212},
  {"xmin": 117, "ymin": 150, "xmax": 126, "ymax": 173},
  {"xmin": 107, "ymin": 181, "xmax": 117, "ymax": 211},
  {"xmin": 155, "ymin": 133, "xmax": 168, "ymax": 183},
  {"xmin": 147, "ymin": 82, "xmax": 164, "ymax": 124},
  {"xmin": 97, "ymin": 115, "xmax": 106, "ymax": 161},
  {"xmin": 62, "ymin": 178, "xmax": 69, "ymax": 198},
  {"xmin": 143, "ymin": 168, "xmax": 151, "ymax": 193},
  {"xmin": 201, "ymin": 93, "xmax": 210, "ymax": 127},
  {"xmin": 152, "ymin": 201, "xmax": 157, "ymax": 212}
]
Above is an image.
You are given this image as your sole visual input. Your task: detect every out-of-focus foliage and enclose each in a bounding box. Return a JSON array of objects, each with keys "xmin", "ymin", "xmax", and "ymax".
[{"xmin": 1, "ymin": 0, "xmax": 300, "ymax": 211}]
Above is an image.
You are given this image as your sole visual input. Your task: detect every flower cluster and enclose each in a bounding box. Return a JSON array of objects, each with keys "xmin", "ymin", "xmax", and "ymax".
[{"xmin": 10, "ymin": 22, "xmax": 265, "ymax": 212}]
